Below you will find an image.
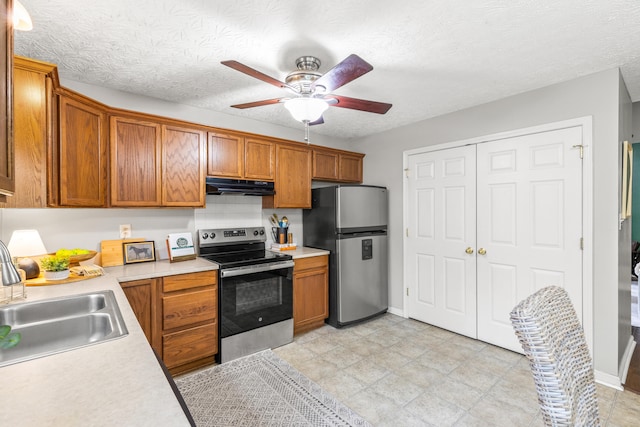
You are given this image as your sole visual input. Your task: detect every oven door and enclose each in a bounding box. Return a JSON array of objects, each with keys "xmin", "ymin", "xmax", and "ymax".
[{"xmin": 219, "ymin": 260, "xmax": 294, "ymax": 338}]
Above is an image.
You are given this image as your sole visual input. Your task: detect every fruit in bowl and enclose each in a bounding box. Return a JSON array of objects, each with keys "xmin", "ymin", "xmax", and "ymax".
[{"xmin": 51, "ymin": 248, "xmax": 97, "ymax": 267}]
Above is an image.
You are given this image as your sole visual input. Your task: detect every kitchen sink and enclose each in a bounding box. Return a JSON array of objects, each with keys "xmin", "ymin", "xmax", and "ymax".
[{"xmin": 0, "ymin": 290, "xmax": 128, "ymax": 367}]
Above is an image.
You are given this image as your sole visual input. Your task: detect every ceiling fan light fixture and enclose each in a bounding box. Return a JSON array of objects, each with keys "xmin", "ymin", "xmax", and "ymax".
[
  {"xmin": 13, "ymin": 0, "xmax": 33, "ymax": 31},
  {"xmin": 284, "ymin": 97, "xmax": 328, "ymax": 123}
]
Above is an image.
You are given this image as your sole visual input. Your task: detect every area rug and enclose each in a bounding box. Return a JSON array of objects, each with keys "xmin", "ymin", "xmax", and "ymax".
[{"xmin": 175, "ymin": 349, "xmax": 371, "ymax": 427}]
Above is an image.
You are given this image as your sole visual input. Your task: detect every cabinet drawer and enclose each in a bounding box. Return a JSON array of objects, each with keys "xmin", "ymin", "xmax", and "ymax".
[
  {"xmin": 294, "ymin": 255, "xmax": 328, "ymax": 272},
  {"xmin": 162, "ymin": 271, "xmax": 217, "ymax": 292},
  {"xmin": 162, "ymin": 288, "xmax": 217, "ymax": 330},
  {"xmin": 163, "ymin": 323, "xmax": 217, "ymax": 369}
]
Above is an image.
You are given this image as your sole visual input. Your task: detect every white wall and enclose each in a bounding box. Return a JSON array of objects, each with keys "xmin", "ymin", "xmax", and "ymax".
[
  {"xmin": 618, "ymin": 74, "xmax": 634, "ymax": 373},
  {"xmin": 0, "ymin": 196, "xmax": 303, "ymax": 260},
  {"xmin": 351, "ymin": 68, "xmax": 625, "ymax": 379}
]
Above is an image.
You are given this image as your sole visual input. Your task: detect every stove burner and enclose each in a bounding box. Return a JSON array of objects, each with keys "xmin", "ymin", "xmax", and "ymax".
[{"xmin": 197, "ymin": 227, "xmax": 292, "ymax": 268}]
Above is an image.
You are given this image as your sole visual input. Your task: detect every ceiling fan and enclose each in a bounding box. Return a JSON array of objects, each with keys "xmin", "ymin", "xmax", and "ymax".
[{"xmin": 221, "ymin": 54, "xmax": 392, "ymax": 141}]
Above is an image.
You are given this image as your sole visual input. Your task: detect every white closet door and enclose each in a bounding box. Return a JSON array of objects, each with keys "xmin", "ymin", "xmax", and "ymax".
[
  {"xmin": 476, "ymin": 126, "xmax": 583, "ymax": 352},
  {"xmin": 406, "ymin": 145, "xmax": 477, "ymax": 338}
]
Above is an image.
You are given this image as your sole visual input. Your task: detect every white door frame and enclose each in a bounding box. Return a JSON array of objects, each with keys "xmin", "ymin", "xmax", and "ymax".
[{"xmin": 402, "ymin": 116, "xmax": 594, "ymax": 354}]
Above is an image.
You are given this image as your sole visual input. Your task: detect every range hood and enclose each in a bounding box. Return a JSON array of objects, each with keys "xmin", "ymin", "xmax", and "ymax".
[{"xmin": 206, "ymin": 177, "xmax": 275, "ymax": 196}]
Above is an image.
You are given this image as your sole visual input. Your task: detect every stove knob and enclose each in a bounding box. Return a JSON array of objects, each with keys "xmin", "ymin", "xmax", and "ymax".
[
  {"xmin": 210, "ymin": 233, "xmax": 216, "ymax": 239},
  {"xmin": 259, "ymin": 229, "xmax": 265, "ymax": 235},
  {"xmin": 201, "ymin": 232, "xmax": 208, "ymax": 239},
  {"xmin": 253, "ymin": 230, "xmax": 259, "ymax": 236}
]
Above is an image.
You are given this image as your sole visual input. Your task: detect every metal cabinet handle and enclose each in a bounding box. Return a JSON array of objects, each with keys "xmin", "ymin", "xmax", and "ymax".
[
  {"xmin": 465, "ymin": 247, "xmax": 474, "ymax": 254},
  {"xmin": 478, "ymin": 248, "xmax": 487, "ymax": 255}
]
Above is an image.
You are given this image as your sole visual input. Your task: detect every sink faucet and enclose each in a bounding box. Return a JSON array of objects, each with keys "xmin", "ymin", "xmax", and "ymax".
[{"xmin": 0, "ymin": 240, "xmax": 26, "ymax": 304}]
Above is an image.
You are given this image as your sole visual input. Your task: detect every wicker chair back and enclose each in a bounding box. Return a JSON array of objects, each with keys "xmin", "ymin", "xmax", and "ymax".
[{"xmin": 510, "ymin": 286, "xmax": 600, "ymax": 426}]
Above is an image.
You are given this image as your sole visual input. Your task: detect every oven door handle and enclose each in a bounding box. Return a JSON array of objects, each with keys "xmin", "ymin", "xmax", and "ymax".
[{"xmin": 220, "ymin": 260, "xmax": 295, "ymax": 278}]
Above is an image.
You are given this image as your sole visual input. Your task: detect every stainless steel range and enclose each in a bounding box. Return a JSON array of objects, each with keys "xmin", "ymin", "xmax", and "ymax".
[{"xmin": 197, "ymin": 226, "xmax": 294, "ymax": 363}]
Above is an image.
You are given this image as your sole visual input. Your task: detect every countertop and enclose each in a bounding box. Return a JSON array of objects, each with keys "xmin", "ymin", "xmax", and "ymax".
[
  {"xmin": 268, "ymin": 246, "xmax": 330, "ymax": 259},
  {"xmin": 1, "ymin": 259, "xmax": 217, "ymax": 427}
]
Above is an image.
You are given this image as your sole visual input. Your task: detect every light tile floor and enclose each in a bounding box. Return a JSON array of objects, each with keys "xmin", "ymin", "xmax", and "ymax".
[{"xmin": 273, "ymin": 313, "xmax": 640, "ymax": 426}]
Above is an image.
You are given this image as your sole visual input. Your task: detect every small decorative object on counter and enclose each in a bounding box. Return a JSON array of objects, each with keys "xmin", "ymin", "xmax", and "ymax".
[
  {"xmin": 40, "ymin": 255, "xmax": 71, "ymax": 281},
  {"xmin": 53, "ymin": 248, "xmax": 97, "ymax": 267},
  {"xmin": 166, "ymin": 233, "xmax": 196, "ymax": 263},
  {"xmin": 123, "ymin": 241, "xmax": 156, "ymax": 264}
]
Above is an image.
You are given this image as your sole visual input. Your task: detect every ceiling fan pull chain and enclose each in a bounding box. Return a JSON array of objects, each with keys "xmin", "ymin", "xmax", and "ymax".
[{"xmin": 304, "ymin": 121, "xmax": 310, "ymax": 143}]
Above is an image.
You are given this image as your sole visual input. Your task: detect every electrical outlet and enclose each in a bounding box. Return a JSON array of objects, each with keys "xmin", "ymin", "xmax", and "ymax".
[{"xmin": 120, "ymin": 224, "xmax": 131, "ymax": 238}]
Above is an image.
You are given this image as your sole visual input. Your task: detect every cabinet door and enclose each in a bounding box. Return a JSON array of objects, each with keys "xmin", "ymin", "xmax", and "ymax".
[
  {"xmin": 110, "ymin": 116, "xmax": 162, "ymax": 206},
  {"xmin": 312, "ymin": 150, "xmax": 338, "ymax": 181},
  {"xmin": 58, "ymin": 94, "xmax": 108, "ymax": 206},
  {"xmin": 269, "ymin": 144, "xmax": 311, "ymax": 208},
  {"xmin": 120, "ymin": 278, "xmax": 160, "ymax": 353},
  {"xmin": 0, "ymin": 0, "xmax": 13, "ymax": 198},
  {"xmin": 338, "ymin": 153, "xmax": 363, "ymax": 183},
  {"xmin": 244, "ymin": 137, "xmax": 274, "ymax": 181},
  {"xmin": 162, "ymin": 125, "xmax": 205, "ymax": 207},
  {"xmin": 293, "ymin": 256, "xmax": 328, "ymax": 334},
  {"xmin": 207, "ymin": 131, "xmax": 244, "ymax": 178},
  {"xmin": 5, "ymin": 59, "xmax": 54, "ymax": 208}
]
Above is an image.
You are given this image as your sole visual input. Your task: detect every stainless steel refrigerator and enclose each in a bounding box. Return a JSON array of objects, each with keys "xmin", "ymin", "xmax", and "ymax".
[{"xmin": 303, "ymin": 185, "xmax": 388, "ymax": 327}]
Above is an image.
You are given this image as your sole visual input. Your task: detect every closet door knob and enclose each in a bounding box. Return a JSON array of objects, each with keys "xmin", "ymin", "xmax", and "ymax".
[
  {"xmin": 478, "ymin": 248, "xmax": 487, "ymax": 255},
  {"xmin": 465, "ymin": 247, "xmax": 474, "ymax": 254}
]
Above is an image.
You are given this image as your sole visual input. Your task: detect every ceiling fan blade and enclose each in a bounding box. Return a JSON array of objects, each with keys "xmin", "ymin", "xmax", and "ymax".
[
  {"xmin": 328, "ymin": 95, "xmax": 392, "ymax": 114},
  {"xmin": 309, "ymin": 116, "xmax": 325, "ymax": 126},
  {"xmin": 221, "ymin": 60, "xmax": 297, "ymax": 91},
  {"xmin": 312, "ymin": 54, "xmax": 373, "ymax": 92},
  {"xmin": 230, "ymin": 98, "xmax": 284, "ymax": 109}
]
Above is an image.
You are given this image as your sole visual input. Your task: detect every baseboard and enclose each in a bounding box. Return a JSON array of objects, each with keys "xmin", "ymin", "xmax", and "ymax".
[
  {"xmin": 620, "ymin": 335, "xmax": 636, "ymax": 384},
  {"xmin": 387, "ymin": 306, "xmax": 404, "ymax": 317},
  {"xmin": 595, "ymin": 370, "xmax": 624, "ymax": 390}
]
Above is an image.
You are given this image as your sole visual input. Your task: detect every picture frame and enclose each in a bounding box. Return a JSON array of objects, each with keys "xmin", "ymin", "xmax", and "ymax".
[{"xmin": 123, "ymin": 241, "xmax": 156, "ymax": 264}]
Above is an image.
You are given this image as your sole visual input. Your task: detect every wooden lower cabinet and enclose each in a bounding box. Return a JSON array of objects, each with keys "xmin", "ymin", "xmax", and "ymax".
[
  {"xmin": 293, "ymin": 255, "xmax": 329, "ymax": 334},
  {"xmin": 120, "ymin": 270, "xmax": 218, "ymax": 375},
  {"xmin": 120, "ymin": 278, "xmax": 159, "ymax": 352},
  {"xmin": 161, "ymin": 271, "xmax": 218, "ymax": 374},
  {"xmin": 162, "ymin": 323, "xmax": 217, "ymax": 370}
]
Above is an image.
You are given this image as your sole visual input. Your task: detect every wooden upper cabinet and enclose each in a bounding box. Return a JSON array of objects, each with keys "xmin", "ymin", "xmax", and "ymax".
[
  {"xmin": 110, "ymin": 116, "xmax": 162, "ymax": 207},
  {"xmin": 338, "ymin": 152, "xmax": 363, "ymax": 182},
  {"xmin": 111, "ymin": 116, "xmax": 206, "ymax": 208},
  {"xmin": 312, "ymin": 150, "xmax": 339, "ymax": 181},
  {"xmin": 0, "ymin": 0, "xmax": 13, "ymax": 199},
  {"xmin": 312, "ymin": 148, "xmax": 363, "ymax": 183},
  {"xmin": 162, "ymin": 124, "xmax": 205, "ymax": 207},
  {"xmin": 244, "ymin": 137, "xmax": 274, "ymax": 180},
  {"xmin": 207, "ymin": 131, "xmax": 244, "ymax": 178},
  {"xmin": 207, "ymin": 131, "xmax": 275, "ymax": 181},
  {"xmin": 57, "ymin": 93, "xmax": 108, "ymax": 207},
  {"xmin": 2, "ymin": 57, "xmax": 56, "ymax": 208},
  {"xmin": 263, "ymin": 143, "xmax": 311, "ymax": 209}
]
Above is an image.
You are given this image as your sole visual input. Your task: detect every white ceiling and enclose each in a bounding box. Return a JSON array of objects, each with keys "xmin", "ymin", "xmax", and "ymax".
[{"xmin": 13, "ymin": 0, "xmax": 640, "ymax": 139}]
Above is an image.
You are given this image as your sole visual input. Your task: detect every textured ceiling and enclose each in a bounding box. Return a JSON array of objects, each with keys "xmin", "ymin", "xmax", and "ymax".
[{"xmin": 13, "ymin": 0, "xmax": 640, "ymax": 139}]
